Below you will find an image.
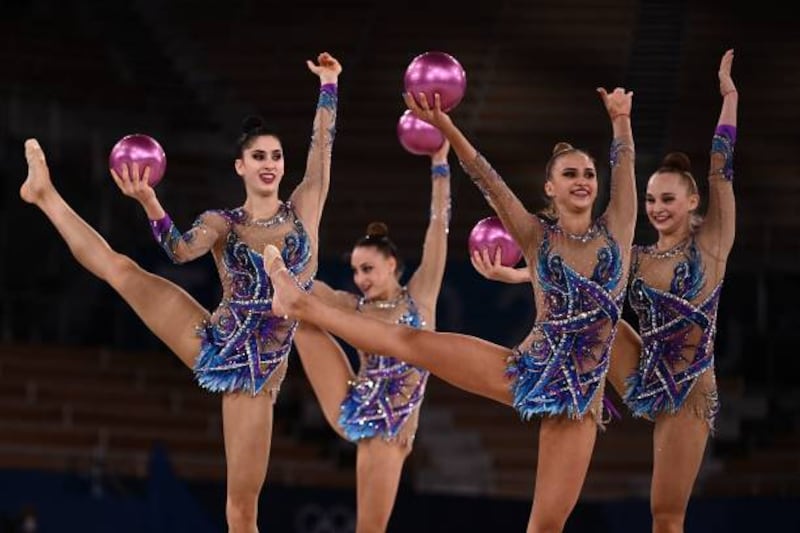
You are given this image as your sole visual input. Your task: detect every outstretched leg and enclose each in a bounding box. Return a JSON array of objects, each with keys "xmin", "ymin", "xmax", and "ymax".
[
  {"xmin": 650, "ymin": 408, "xmax": 709, "ymax": 533},
  {"xmin": 266, "ymin": 245, "xmax": 513, "ymax": 406},
  {"xmin": 20, "ymin": 139, "xmax": 207, "ymax": 367},
  {"xmin": 293, "ymin": 323, "xmax": 354, "ymax": 439},
  {"xmin": 355, "ymin": 438, "xmax": 409, "ymax": 533},
  {"xmin": 527, "ymin": 416, "xmax": 598, "ymax": 533}
]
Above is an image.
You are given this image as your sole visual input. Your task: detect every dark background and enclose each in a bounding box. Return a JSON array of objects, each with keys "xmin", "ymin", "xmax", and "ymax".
[{"xmin": 1, "ymin": 0, "xmax": 798, "ymax": 531}]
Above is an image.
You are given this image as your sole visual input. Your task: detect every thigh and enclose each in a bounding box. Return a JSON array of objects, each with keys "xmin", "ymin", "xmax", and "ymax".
[
  {"xmin": 405, "ymin": 331, "xmax": 514, "ymax": 406},
  {"xmin": 529, "ymin": 416, "xmax": 598, "ymax": 532},
  {"xmin": 294, "ymin": 322, "xmax": 353, "ymax": 437},
  {"xmin": 608, "ymin": 319, "xmax": 642, "ymax": 398},
  {"xmin": 356, "ymin": 438, "xmax": 407, "ymax": 528},
  {"xmin": 296, "ymin": 297, "xmax": 514, "ymax": 406},
  {"xmin": 112, "ymin": 256, "xmax": 208, "ymax": 367},
  {"xmin": 651, "ymin": 407, "xmax": 709, "ymax": 515},
  {"xmin": 222, "ymin": 392, "xmax": 275, "ymax": 496}
]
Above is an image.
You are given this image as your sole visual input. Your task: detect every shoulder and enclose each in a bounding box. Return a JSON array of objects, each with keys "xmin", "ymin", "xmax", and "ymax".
[
  {"xmin": 534, "ymin": 214, "xmax": 554, "ymax": 229},
  {"xmin": 630, "ymin": 243, "xmax": 651, "ymax": 268},
  {"xmin": 193, "ymin": 209, "xmax": 235, "ymax": 232},
  {"xmin": 631, "ymin": 243, "xmax": 655, "ymax": 257},
  {"xmin": 202, "ymin": 208, "xmax": 235, "ymax": 223}
]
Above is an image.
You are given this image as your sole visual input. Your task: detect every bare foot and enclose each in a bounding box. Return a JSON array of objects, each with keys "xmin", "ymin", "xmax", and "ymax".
[
  {"xmin": 20, "ymin": 138, "xmax": 54, "ymax": 205},
  {"xmin": 264, "ymin": 244, "xmax": 303, "ymax": 318}
]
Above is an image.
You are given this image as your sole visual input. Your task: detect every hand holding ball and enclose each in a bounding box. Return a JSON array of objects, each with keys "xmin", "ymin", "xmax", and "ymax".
[
  {"xmin": 109, "ymin": 134, "xmax": 167, "ymax": 187},
  {"xmin": 398, "ymin": 51, "xmax": 466, "ymax": 156},
  {"xmin": 404, "ymin": 51, "xmax": 467, "ymax": 112},
  {"xmin": 468, "ymin": 216, "xmax": 523, "ymax": 267}
]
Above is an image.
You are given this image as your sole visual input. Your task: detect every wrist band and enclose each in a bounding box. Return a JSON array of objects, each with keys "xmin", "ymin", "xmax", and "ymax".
[
  {"xmin": 609, "ymin": 138, "xmax": 633, "ymax": 168},
  {"xmin": 431, "ymin": 163, "xmax": 450, "ymax": 178},
  {"xmin": 318, "ymin": 83, "xmax": 338, "ymax": 110},
  {"xmin": 711, "ymin": 125, "xmax": 736, "ymax": 181}
]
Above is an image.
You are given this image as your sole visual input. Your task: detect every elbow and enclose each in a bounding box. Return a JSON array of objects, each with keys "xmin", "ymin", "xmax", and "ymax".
[
  {"xmin": 169, "ymin": 255, "xmax": 187, "ymax": 265},
  {"xmin": 167, "ymin": 249, "xmax": 191, "ymax": 265}
]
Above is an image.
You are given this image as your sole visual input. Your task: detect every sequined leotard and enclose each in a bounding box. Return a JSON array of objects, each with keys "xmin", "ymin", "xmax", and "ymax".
[
  {"xmin": 332, "ymin": 162, "xmax": 451, "ymax": 445},
  {"xmin": 149, "ymin": 83, "xmax": 337, "ymax": 397},
  {"xmin": 339, "ymin": 288, "xmax": 429, "ymax": 444},
  {"xmin": 624, "ymin": 126, "xmax": 736, "ymax": 429},
  {"xmin": 460, "ymin": 136, "xmax": 636, "ymax": 422}
]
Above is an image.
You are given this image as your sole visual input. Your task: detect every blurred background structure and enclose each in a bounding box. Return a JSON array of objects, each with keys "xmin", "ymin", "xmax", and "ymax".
[{"xmin": 1, "ymin": 0, "xmax": 798, "ymax": 531}]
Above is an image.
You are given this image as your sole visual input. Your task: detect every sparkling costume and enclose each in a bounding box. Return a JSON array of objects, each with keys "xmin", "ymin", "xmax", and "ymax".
[
  {"xmin": 338, "ymin": 288, "xmax": 429, "ymax": 443},
  {"xmin": 624, "ymin": 125, "xmax": 736, "ymax": 430},
  {"xmin": 337, "ymin": 162, "xmax": 451, "ymax": 445},
  {"xmin": 150, "ymin": 83, "xmax": 338, "ymax": 397},
  {"xmin": 460, "ymin": 136, "xmax": 636, "ymax": 422}
]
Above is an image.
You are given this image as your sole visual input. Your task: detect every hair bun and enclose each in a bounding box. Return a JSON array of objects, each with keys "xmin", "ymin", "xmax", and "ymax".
[
  {"xmin": 552, "ymin": 142, "xmax": 574, "ymax": 155},
  {"xmin": 366, "ymin": 221, "xmax": 389, "ymax": 238},
  {"xmin": 661, "ymin": 151, "xmax": 691, "ymax": 172},
  {"xmin": 241, "ymin": 115, "xmax": 266, "ymax": 134}
]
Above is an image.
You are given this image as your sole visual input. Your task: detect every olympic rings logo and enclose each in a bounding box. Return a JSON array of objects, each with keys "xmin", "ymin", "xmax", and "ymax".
[{"xmin": 293, "ymin": 503, "xmax": 356, "ymax": 533}]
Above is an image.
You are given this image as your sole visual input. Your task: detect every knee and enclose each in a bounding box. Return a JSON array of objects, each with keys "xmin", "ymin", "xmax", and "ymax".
[
  {"xmin": 226, "ymin": 490, "xmax": 259, "ymax": 531},
  {"xmin": 357, "ymin": 507, "xmax": 391, "ymax": 533},
  {"xmin": 528, "ymin": 518, "xmax": 567, "ymax": 533},
  {"xmin": 528, "ymin": 503, "xmax": 571, "ymax": 533},
  {"xmin": 651, "ymin": 502, "xmax": 685, "ymax": 532},
  {"xmin": 106, "ymin": 252, "xmax": 140, "ymax": 285}
]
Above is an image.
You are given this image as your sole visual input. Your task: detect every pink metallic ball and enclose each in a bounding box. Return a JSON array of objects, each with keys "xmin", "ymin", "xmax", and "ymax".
[
  {"xmin": 109, "ymin": 134, "xmax": 167, "ymax": 186},
  {"xmin": 397, "ymin": 110, "xmax": 445, "ymax": 156},
  {"xmin": 468, "ymin": 216, "xmax": 523, "ymax": 267},
  {"xmin": 404, "ymin": 51, "xmax": 467, "ymax": 112}
]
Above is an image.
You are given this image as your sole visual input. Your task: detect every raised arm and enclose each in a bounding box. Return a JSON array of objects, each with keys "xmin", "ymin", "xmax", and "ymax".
[
  {"xmin": 402, "ymin": 91, "xmax": 539, "ymax": 253},
  {"xmin": 698, "ymin": 49, "xmax": 737, "ymax": 260},
  {"xmin": 110, "ymin": 161, "xmax": 225, "ymax": 263},
  {"xmin": 290, "ymin": 52, "xmax": 342, "ymax": 236},
  {"xmin": 597, "ymin": 87, "xmax": 636, "ymax": 241},
  {"xmin": 408, "ymin": 140, "xmax": 452, "ymax": 307}
]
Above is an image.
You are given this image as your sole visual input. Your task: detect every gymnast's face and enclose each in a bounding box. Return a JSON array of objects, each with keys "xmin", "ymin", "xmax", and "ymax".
[
  {"xmin": 646, "ymin": 171, "xmax": 699, "ymax": 236},
  {"xmin": 544, "ymin": 151, "xmax": 597, "ymax": 215},
  {"xmin": 351, "ymin": 246, "xmax": 399, "ymax": 301},
  {"xmin": 235, "ymin": 135, "xmax": 285, "ymax": 197}
]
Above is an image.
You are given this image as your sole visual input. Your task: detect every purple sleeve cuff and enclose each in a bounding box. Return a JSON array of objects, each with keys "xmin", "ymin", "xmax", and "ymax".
[
  {"xmin": 317, "ymin": 83, "xmax": 338, "ymax": 112},
  {"xmin": 150, "ymin": 214, "xmax": 173, "ymax": 242},
  {"xmin": 715, "ymin": 124, "xmax": 737, "ymax": 144}
]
